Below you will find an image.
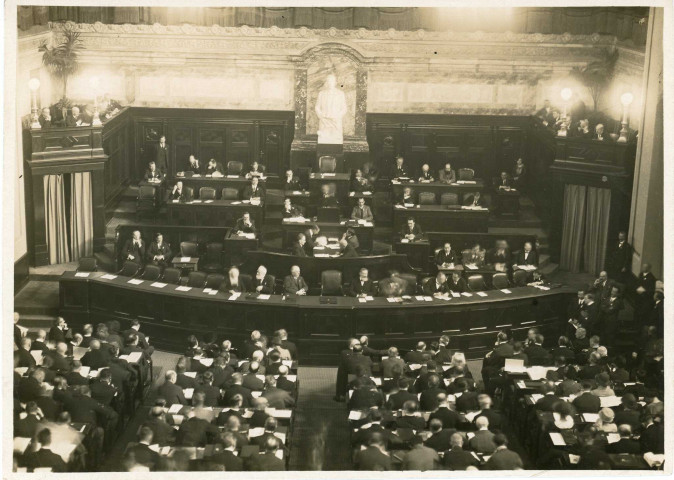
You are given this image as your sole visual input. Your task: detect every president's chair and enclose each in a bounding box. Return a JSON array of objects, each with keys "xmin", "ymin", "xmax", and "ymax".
[
  {"xmin": 227, "ymin": 161, "xmax": 243, "ymax": 176},
  {"xmin": 318, "ymin": 156, "xmax": 337, "ymax": 174},
  {"xmin": 180, "ymin": 241, "xmax": 200, "ymax": 258},
  {"xmin": 205, "ymin": 273, "xmax": 225, "ymax": 290},
  {"xmin": 200, "ymin": 242, "xmax": 223, "ymax": 274},
  {"xmin": 136, "ymin": 185, "xmax": 157, "ymax": 218},
  {"xmin": 321, "ymin": 270, "xmax": 343, "ymax": 296}
]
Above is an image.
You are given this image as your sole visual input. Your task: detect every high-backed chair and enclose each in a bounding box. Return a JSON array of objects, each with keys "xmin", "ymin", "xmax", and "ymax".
[
  {"xmin": 200, "ymin": 242, "xmax": 223, "ymax": 274},
  {"xmin": 77, "ymin": 257, "xmax": 97, "ymax": 272},
  {"xmin": 187, "ymin": 271, "xmax": 207, "ymax": 288},
  {"xmin": 162, "ymin": 268, "xmax": 182, "ymax": 285},
  {"xmin": 398, "ymin": 273, "xmax": 418, "ymax": 295},
  {"xmin": 458, "ymin": 168, "xmax": 475, "ymax": 181},
  {"xmin": 467, "ymin": 274, "xmax": 486, "ymax": 292},
  {"xmin": 205, "ymin": 273, "xmax": 225, "ymax": 290},
  {"xmin": 491, "ymin": 272, "xmax": 510, "ymax": 289},
  {"xmin": 199, "ymin": 187, "xmax": 216, "ymax": 200},
  {"xmin": 513, "ymin": 269, "xmax": 529, "ymax": 287},
  {"xmin": 118, "ymin": 261, "xmax": 140, "ymax": 277},
  {"xmin": 180, "ymin": 241, "xmax": 199, "ymax": 258},
  {"xmin": 221, "ymin": 188, "xmax": 240, "ymax": 200},
  {"xmin": 440, "ymin": 193, "xmax": 459, "ymax": 206},
  {"xmin": 141, "ymin": 265, "xmax": 162, "ymax": 281},
  {"xmin": 418, "ymin": 192, "xmax": 436, "ymax": 205},
  {"xmin": 227, "ymin": 161, "xmax": 243, "ymax": 176},
  {"xmin": 136, "ymin": 185, "xmax": 157, "ymax": 217},
  {"xmin": 318, "ymin": 156, "xmax": 337, "ymax": 174},
  {"xmin": 321, "ymin": 270, "xmax": 343, "ymax": 296}
]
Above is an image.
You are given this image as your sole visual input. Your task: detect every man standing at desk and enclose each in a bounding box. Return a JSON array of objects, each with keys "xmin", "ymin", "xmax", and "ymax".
[
  {"xmin": 169, "ymin": 181, "xmax": 192, "ymax": 202},
  {"xmin": 319, "ymin": 183, "xmax": 339, "ymax": 207},
  {"xmin": 347, "ymin": 268, "xmax": 376, "ymax": 297},
  {"xmin": 123, "ymin": 230, "xmax": 145, "ymax": 265},
  {"xmin": 155, "ymin": 135, "xmax": 169, "ymax": 174},
  {"xmin": 147, "ymin": 232, "xmax": 172, "ymax": 268},
  {"xmin": 283, "ymin": 266, "xmax": 308, "ymax": 296},
  {"xmin": 436, "ymin": 242, "xmax": 458, "ymax": 267},
  {"xmin": 438, "ymin": 163, "xmax": 456, "ymax": 184},
  {"xmin": 304, "ymin": 225, "xmax": 320, "ymax": 254},
  {"xmin": 401, "ymin": 217, "xmax": 423, "ymax": 241},
  {"xmin": 605, "ymin": 231, "xmax": 632, "ymax": 283},
  {"xmin": 234, "ymin": 212, "xmax": 257, "ymax": 237},
  {"xmin": 144, "ymin": 161, "xmax": 163, "ymax": 182},
  {"xmin": 204, "ymin": 158, "xmax": 224, "ymax": 176},
  {"xmin": 391, "ymin": 155, "xmax": 408, "ymax": 179},
  {"xmin": 243, "ymin": 177, "xmax": 265, "ymax": 202},
  {"xmin": 351, "ymin": 197, "xmax": 373, "ymax": 221}
]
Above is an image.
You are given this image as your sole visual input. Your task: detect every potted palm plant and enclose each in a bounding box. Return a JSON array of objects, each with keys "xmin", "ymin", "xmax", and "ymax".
[{"xmin": 38, "ymin": 23, "xmax": 84, "ymax": 122}]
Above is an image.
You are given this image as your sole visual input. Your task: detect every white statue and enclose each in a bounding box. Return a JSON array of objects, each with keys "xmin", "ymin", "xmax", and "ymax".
[{"xmin": 315, "ymin": 74, "xmax": 347, "ymax": 145}]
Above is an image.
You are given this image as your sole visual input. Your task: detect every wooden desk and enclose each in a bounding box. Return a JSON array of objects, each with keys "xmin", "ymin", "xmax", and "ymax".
[
  {"xmin": 60, "ymin": 271, "xmax": 573, "ymax": 364},
  {"xmin": 393, "ymin": 205, "xmax": 489, "ymax": 233},
  {"xmin": 394, "ymin": 240, "xmax": 430, "ymax": 271},
  {"xmin": 390, "ymin": 179, "xmax": 485, "ymax": 204},
  {"xmin": 493, "ymin": 187, "xmax": 521, "ymax": 216},
  {"xmin": 167, "ymin": 200, "xmax": 263, "ymax": 228},
  {"xmin": 224, "ymin": 232, "xmax": 259, "ymax": 265},
  {"xmin": 173, "ymin": 175, "xmax": 266, "ymax": 200},
  {"xmin": 172, "ymin": 256, "xmax": 199, "ymax": 272},
  {"xmin": 281, "ymin": 219, "xmax": 374, "ymax": 254}
]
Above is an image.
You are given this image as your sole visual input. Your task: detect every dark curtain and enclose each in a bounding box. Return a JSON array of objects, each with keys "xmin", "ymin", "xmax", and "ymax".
[
  {"xmin": 560, "ymin": 184, "xmax": 587, "ymax": 273},
  {"xmin": 43, "ymin": 174, "xmax": 70, "ymax": 264},
  {"xmin": 583, "ymin": 187, "xmax": 611, "ymax": 275}
]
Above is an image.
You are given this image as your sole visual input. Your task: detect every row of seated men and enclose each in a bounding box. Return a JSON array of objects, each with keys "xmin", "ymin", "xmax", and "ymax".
[
  {"xmin": 122, "ymin": 329, "xmax": 300, "ymax": 471},
  {"xmin": 12, "ymin": 316, "xmax": 155, "ymax": 472},
  {"xmin": 535, "ymin": 100, "xmax": 621, "ymax": 142}
]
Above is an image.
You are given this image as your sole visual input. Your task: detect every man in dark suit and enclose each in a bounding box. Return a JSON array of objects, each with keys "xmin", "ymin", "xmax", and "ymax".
[
  {"xmin": 463, "ymin": 191, "xmax": 484, "ymax": 207},
  {"xmin": 428, "ymin": 393, "xmax": 462, "ymax": 430},
  {"xmin": 204, "ymin": 158, "xmax": 224, "ymax": 176},
  {"xmin": 386, "ymin": 378, "xmax": 416, "ymax": 410},
  {"xmin": 146, "ymin": 232, "xmax": 172, "ymax": 267},
  {"xmin": 157, "ymin": 371, "xmax": 187, "ymax": 405},
  {"xmin": 423, "ymin": 272, "xmax": 450, "ymax": 297},
  {"xmin": 339, "ymin": 238, "xmax": 359, "ymax": 258},
  {"xmin": 144, "ymin": 161, "xmax": 163, "ymax": 182},
  {"xmin": 435, "ymin": 243, "xmax": 458, "ymax": 267},
  {"xmin": 443, "ymin": 433, "xmax": 479, "ymax": 470},
  {"xmin": 405, "ymin": 341, "xmax": 431, "ymax": 364},
  {"xmin": 303, "ymin": 225, "xmax": 319, "ymax": 254},
  {"xmin": 15, "ymin": 337, "xmax": 36, "ymax": 368},
  {"xmin": 445, "ymin": 272, "xmax": 467, "ymax": 293},
  {"xmin": 572, "ymin": 381, "xmax": 601, "ymax": 413},
  {"xmin": 246, "ymin": 437, "xmax": 286, "ymax": 471},
  {"xmin": 640, "ymin": 414, "xmax": 664, "ymax": 454},
  {"xmin": 17, "ymin": 369, "xmax": 45, "ymax": 403},
  {"xmin": 282, "ymin": 265, "xmax": 309, "ymax": 295},
  {"xmin": 419, "ymin": 375, "xmax": 445, "ymax": 411},
  {"xmin": 38, "ymin": 107, "xmax": 52, "ymax": 128},
  {"xmin": 234, "ymin": 212, "xmax": 257, "ymax": 236},
  {"xmin": 185, "ymin": 155, "xmax": 201, "ymax": 175},
  {"xmin": 418, "ymin": 163, "xmax": 434, "ymax": 182},
  {"xmin": 275, "ymin": 329, "xmax": 297, "ymax": 360},
  {"xmin": 282, "ymin": 169, "xmax": 302, "ymax": 191},
  {"xmin": 221, "ymin": 373, "xmax": 253, "ymax": 408},
  {"xmin": 24, "ymin": 429, "xmax": 68, "ymax": 472},
  {"xmin": 169, "ymin": 181, "xmax": 193, "ymax": 202},
  {"xmin": 473, "ymin": 394, "xmax": 504, "ymax": 430},
  {"xmin": 47, "ymin": 342, "xmax": 72, "ymax": 373},
  {"xmin": 524, "ymin": 334, "xmax": 550, "ymax": 366},
  {"xmin": 242, "ymin": 177, "xmax": 265, "ymax": 201},
  {"xmin": 291, "ymin": 234, "xmax": 308, "ymax": 257},
  {"xmin": 534, "ymin": 382, "xmax": 562, "ymax": 411},
  {"xmin": 318, "ymin": 183, "xmax": 339, "ymax": 207},
  {"xmin": 390, "ymin": 155, "xmax": 408, "ymax": 179},
  {"xmin": 65, "ymin": 106, "xmax": 87, "ymax": 127},
  {"xmin": 497, "ymin": 171, "xmax": 511, "ymax": 188},
  {"xmin": 484, "ymin": 434, "xmax": 523, "ymax": 470},
  {"xmin": 155, "ymin": 135, "xmax": 169, "ymax": 174},
  {"xmin": 123, "ymin": 230, "xmax": 146, "ymax": 265},
  {"xmin": 143, "ymin": 406, "xmax": 174, "ymax": 446},
  {"xmin": 282, "ymin": 198, "xmax": 302, "ymax": 218},
  {"xmin": 397, "ymin": 186, "xmax": 415, "ymax": 206},
  {"xmin": 80, "ymin": 339, "xmax": 110, "ymax": 370},
  {"xmin": 401, "ymin": 217, "xmax": 423, "ymax": 241},
  {"xmin": 600, "ymin": 285, "xmax": 624, "ymax": 347},
  {"xmin": 354, "ymin": 433, "xmax": 392, "ymax": 471},
  {"xmin": 423, "ymin": 418, "xmax": 455, "ymax": 452},
  {"xmin": 275, "ymin": 365, "xmax": 296, "ymax": 393},
  {"xmin": 176, "ymin": 411, "xmax": 219, "ymax": 447},
  {"xmin": 14, "ymin": 402, "xmax": 42, "ymax": 438},
  {"xmin": 126, "ymin": 426, "xmax": 160, "ymax": 470},
  {"xmin": 468, "ymin": 417, "xmax": 497, "ymax": 454},
  {"xmin": 262, "ymin": 376, "xmax": 296, "ymax": 409},
  {"xmin": 207, "ymin": 432, "xmax": 244, "ymax": 470},
  {"xmin": 454, "ymin": 378, "xmax": 480, "ymax": 412},
  {"xmin": 607, "ymin": 424, "xmax": 641, "ymax": 454},
  {"xmin": 514, "ymin": 241, "xmax": 538, "ymax": 266},
  {"xmin": 605, "ymin": 231, "xmax": 632, "ymax": 282},
  {"xmin": 633, "ymin": 263, "xmax": 657, "ymax": 320},
  {"xmin": 347, "ymin": 268, "xmax": 376, "ymax": 297},
  {"xmin": 345, "ymin": 344, "xmax": 373, "ymax": 375},
  {"xmin": 90, "ymin": 368, "xmax": 118, "ymax": 406},
  {"xmin": 196, "ymin": 371, "xmax": 222, "ymax": 407},
  {"xmin": 48, "ymin": 317, "xmax": 72, "ymax": 345},
  {"xmin": 251, "ymin": 265, "xmax": 274, "ymax": 294},
  {"xmin": 350, "ymin": 197, "xmax": 374, "ymax": 221}
]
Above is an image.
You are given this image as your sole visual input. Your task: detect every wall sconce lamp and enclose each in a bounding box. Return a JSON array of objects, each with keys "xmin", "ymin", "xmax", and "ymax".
[
  {"xmin": 28, "ymin": 78, "xmax": 41, "ymax": 129},
  {"xmin": 558, "ymin": 88, "xmax": 573, "ymax": 137},
  {"xmin": 618, "ymin": 92, "xmax": 634, "ymax": 143},
  {"xmin": 90, "ymin": 76, "xmax": 102, "ymax": 126}
]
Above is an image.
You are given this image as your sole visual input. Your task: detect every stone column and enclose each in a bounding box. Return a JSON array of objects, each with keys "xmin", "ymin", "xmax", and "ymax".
[{"xmin": 628, "ymin": 7, "xmax": 663, "ymax": 278}]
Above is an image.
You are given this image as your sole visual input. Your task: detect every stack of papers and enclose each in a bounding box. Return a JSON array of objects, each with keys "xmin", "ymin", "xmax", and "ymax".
[
  {"xmin": 168, "ymin": 404, "xmax": 183, "ymax": 414},
  {"xmin": 75, "ymin": 272, "xmax": 90, "ymax": 278},
  {"xmin": 229, "ymin": 292, "xmax": 242, "ymax": 301},
  {"xmin": 127, "ymin": 279, "xmax": 143, "ymax": 285},
  {"xmin": 501, "ymin": 289, "xmax": 512, "ymax": 294},
  {"xmin": 176, "ymin": 286, "xmax": 192, "ymax": 292},
  {"xmin": 101, "ymin": 274, "xmax": 117, "ymax": 280},
  {"xmin": 151, "ymin": 282, "xmax": 167, "ymax": 288},
  {"xmin": 461, "ymin": 292, "xmax": 472, "ymax": 297},
  {"xmin": 600, "ymin": 396, "xmax": 622, "ymax": 408},
  {"xmin": 517, "ymin": 265, "xmax": 537, "ymax": 271},
  {"xmin": 476, "ymin": 292, "xmax": 488, "ymax": 297},
  {"xmin": 183, "ymin": 388, "xmax": 194, "ymax": 400}
]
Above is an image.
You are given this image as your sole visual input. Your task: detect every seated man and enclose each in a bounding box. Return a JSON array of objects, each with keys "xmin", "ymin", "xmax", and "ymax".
[
  {"xmin": 342, "ymin": 228, "xmax": 360, "ymax": 250},
  {"xmin": 397, "ymin": 186, "xmax": 415, "ymax": 206},
  {"xmin": 438, "ymin": 163, "xmax": 456, "ymax": 184},
  {"xmin": 38, "ymin": 107, "xmax": 52, "ymax": 129},
  {"xmin": 418, "ymin": 163, "xmax": 434, "ymax": 182},
  {"xmin": 204, "ymin": 158, "xmax": 224, "ymax": 176},
  {"xmin": 424, "ymin": 272, "xmax": 449, "ymax": 297},
  {"xmin": 446, "ymin": 271, "xmax": 467, "ymax": 293},
  {"xmin": 497, "ymin": 171, "xmax": 511, "ymax": 188},
  {"xmin": 391, "ymin": 155, "xmax": 408, "ymax": 179},
  {"xmin": 594, "ymin": 123, "xmax": 609, "ymax": 141},
  {"xmin": 514, "ymin": 241, "xmax": 538, "ymax": 267},
  {"xmin": 123, "ymin": 230, "xmax": 146, "ymax": 265},
  {"xmin": 378, "ymin": 271, "xmax": 408, "ymax": 298},
  {"xmin": 185, "ymin": 155, "xmax": 202, "ymax": 175},
  {"xmin": 401, "ymin": 217, "xmax": 423, "ymax": 242},
  {"xmin": 252, "ymin": 265, "xmax": 275, "ymax": 294},
  {"xmin": 319, "ymin": 183, "xmax": 339, "ymax": 207},
  {"xmin": 282, "ymin": 198, "xmax": 302, "ymax": 218},
  {"xmin": 65, "ymin": 106, "xmax": 89, "ymax": 127},
  {"xmin": 223, "ymin": 267, "xmax": 246, "ymax": 293},
  {"xmin": 465, "ymin": 243, "xmax": 486, "ymax": 267},
  {"xmin": 463, "ymin": 191, "xmax": 484, "ymax": 207},
  {"xmin": 246, "ymin": 160, "xmax": 266, "ymax": 178},
  {"xmin": 169, "ymin": 181, "xmax": 192, "ymax": 202},
  {"xmin": 435, "ymin": 242, "xmax": 457, "ymax": 267},
  {"xmin": 282, "ymin": 169, "xmax": 302, "ymax": 191},
  {"xmin": 283, "ymin": 265, "xmax": 308, "ymax": 296},
  {"xmin": 347, "ymin": 268, "xmax": 376, "ymax": 297},
  {"xmin": 292, "ymin": 234, "xmax": 308, "ymax": 257},
  {"xmin": 143, "ymin": 161, "xmax": 163, "ymax": 182},
  {"xmin": 486, "ymin": 239, "xmax": 511, "ymax": 271},
  {"xmin": 339, "ymin": 238, "xmax": 358, "ymax": 258},
  {"xmin": 351, "ymin": 197, "xmax": 373, "ymax": 221},
  {"xmin": 243, "ymin": 177, "xmax": 265, "ymax": 202},
  {"xmin": 234, "ymin": 212, "xmax": 257, "ymax": 236},
  {"xmin": 350, "ymin": 169, "xmax": 371, "ymax": 193},
  {"xmin": 146, "ymin": 232, "xmax": 172, "ymax": 267}
]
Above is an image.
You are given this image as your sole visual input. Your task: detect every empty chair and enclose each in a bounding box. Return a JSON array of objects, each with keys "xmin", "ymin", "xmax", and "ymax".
[
  {"xmin": 418, "ymin": 192, "xmax": 436, "ymax": 205},
  {"xmin": 467, "ymin": 274, "xmax": 486, "ymax": 292},
  {"xmin": 513, "ymin": 269, "xmax": 529, "ymax": 287},
  {"xmin": 136, "ymin": 185, "xmax": 157, "ymax": 217},
  {"xmin": 200, "ymin": 242, "xmax": 223, "ymax": 274},
  {"xmin": 186, "ymin": 271, "xmax": 207, "ymax": 288},
  {"xmin": 199, "ymin": 187, "xmax": 216, "ymax": 200},
  {"xmin": 162, "ymin": 268, "xmax": 182, "ymax": 285},
  {"xmin": 141, "ymin": 265, "xmax": 162, "ymax": 281},
  {"xmin": 321, "ymin": 270, "xmax": 343, "ymax": 296},
  {"xmin": 440, "ymin": 193, "xmax": 459, "ymax": 206},
  {"xmin": 227, "ymin": 161, "xmax": 243, "ymax": 176},
  {"xmin": 458, "ymin": 168, "xmax": 475, "ymax": 181},
  {"xmin": 118, "ymin": 261, "xmax": 140, "ymax": 278},
  {"xmin": 180, "ymin": 241, "xmax": 199, "ymax": 258},
  {"xmin": 491, "ymin": 272, "xmax": 510, "ymax": 289},
  {"xmin": 398, "ymin": 273, "xmax": 418, "ymax": 295},
  {"xmin": 77, "ymin": 257, "xmax": 97, "ymax": 272},
  {"xmin": 318, "ymin": 156, "xmax": 337, "ymax": 174},
  {"xmin": 205, "ymin": 273, "xmax": 225, "ymax": 290},
  {"xmin": 221, "ymin": 187, "xmax": 240, "ymax": 200}
]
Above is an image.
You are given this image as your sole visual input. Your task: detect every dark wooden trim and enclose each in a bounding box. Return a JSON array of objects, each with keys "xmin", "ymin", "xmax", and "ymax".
[{"xmin": 14, "ymin": 253, "xmax": 30, "ymax": 294}]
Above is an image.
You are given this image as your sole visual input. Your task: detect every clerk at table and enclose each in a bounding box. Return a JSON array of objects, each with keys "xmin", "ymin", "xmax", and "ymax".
[
  {"xmin": 347, "ymin": 268, "xmax": 376, "ymax": 297},
  {"xmin": 418, "ymin": 164, "xmax": 434, "ymax": 182},
  {"xmin": 204, "ymin": 158, "xmax": 224, "ymax": 176},
  {"xmin": 243, "ymin": 177, "xmax": 265, "ymax": 202},
  {"xmin": 144, "ymin": 161, "xmax": 163, "ymax": 182},
  {"xmin": 391, "ymin": 155, "xmax": 408, "ymax": 179},
  {"xmin": 223, "ymin": 267, "xmax": 246, "ymax": 293},
  {"xmin": 401, "ymin": 217, "xmax": 423, "ymax": 241},
  {"xmin": 282, "ymin": 198, "xmax": 302, "ymax": 218},
  {"xmin": 147, "ymin": 232, "xmax": 172, "ymax": 267},
  {"xmin": 169, "ymin": 181, "xmax": 192, "ymax": 202},
  {"xmin": 283, "ymin": 169, "xmax": 302, "ymax": 191},
  {"xmin": 234, "ymin": 212, "xmax": 257, "ymax": 236},
  {"xmin": 435, "ymin": 242, "xmax": 458, "ymax": 267},
  {"xmin": 185, "ymin": 155, "xmax": 202, "ymax": 175},
  {"xmin": 438, "ymin": 163, "xmax": 456, "ymax": 184},
  {"xmin": 319, "ymin": 184, "xmax": 339, "ymax": 207},
  {"xmin": 351, "ymin": 197, "xmax": 373, "ymax": 221},
  {"xmin": 424, "ymin": 272, "xmax": 450, "ymax": 296},
  {"xmin": 283, "ymin": 265, "xmax": 308, "ymax": 296},
  {"xmin": 514, "ymin": 242, "xmax": 538, "ymax": 266}
]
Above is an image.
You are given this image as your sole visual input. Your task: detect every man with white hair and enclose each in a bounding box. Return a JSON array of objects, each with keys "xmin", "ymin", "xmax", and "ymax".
[
  {"xmin": 468, "ymin": 416, "xmax": 497, "ymax": 454},
  {"xmin": 31, "ymin": 329, "xmax": 50, "ymax": 354},
  {"xmin": 66, "ymin": 106, "xmax": 88, "ymax": 127},
  {"xmin": 594, "ymin": 123, "xmax": 607, "ymax": 141},
  {"xmin": 283, "ymin": 265, "xmax": 308, "ymax": 295},
  {"xmin": 252, "ymin": 265, "xmax": 274, "ymax": 294}
]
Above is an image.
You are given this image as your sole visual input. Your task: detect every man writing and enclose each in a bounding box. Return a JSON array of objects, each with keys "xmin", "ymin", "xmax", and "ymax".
[{"xmin": 401, "ymin": 217, "xmax": 423, "ymax": 242}]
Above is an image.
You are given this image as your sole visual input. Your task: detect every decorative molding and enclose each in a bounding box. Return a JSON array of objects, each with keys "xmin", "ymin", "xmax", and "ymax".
[
  {"xmin": 291, "ymin": 136, "xmax": 369, "ymax": 152},
  {"xmin": 294, "ymin": 68, "xmax": 307, "ymax": 136},
  {"xmin": 355, "ymin": 69, "xmax": 368, "ymax": 137}
]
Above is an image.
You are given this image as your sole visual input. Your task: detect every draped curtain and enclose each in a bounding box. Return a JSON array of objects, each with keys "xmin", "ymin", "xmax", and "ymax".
[
  {"xmin": 70, "ymin": 172, "xmax": 94, "ymax": 261},
  {"xmin": 43, "ymin": 175, "xmax": 70, "ymax": 265},
  {"xmin": 583, "ymin": 187, "xmax": 611, "ymax": 275},
  {"xmin": 560, "ymin": 184, "xmax": 587, "ymax": 273}
]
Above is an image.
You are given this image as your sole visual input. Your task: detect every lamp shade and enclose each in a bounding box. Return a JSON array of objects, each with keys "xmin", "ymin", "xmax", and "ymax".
[
  {"xmin": 620, "ymin": 92, "xmax": 634, "ymax": 106},
  {"xmin": 28, "ymin": 78, "xmax": 40, "ymax": 92},
  {"xmin": 560, "ymin": 88, "xmax": 572, "ymax": 101}
]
